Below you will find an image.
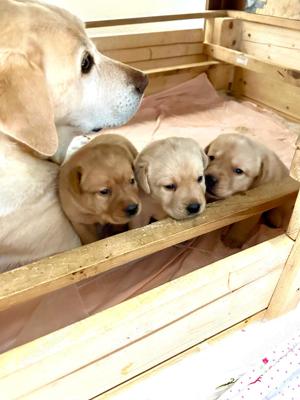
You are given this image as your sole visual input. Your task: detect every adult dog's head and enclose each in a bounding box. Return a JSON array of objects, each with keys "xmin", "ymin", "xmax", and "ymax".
[
  {"xmin": 59, "ymin": 134, "xmax": 141, "ymax": 226},
  {"xmin": 135, "ymin": 137, "xmax": 208, "ymax": 220},
  {"xmin": 205, "ymin": 134, "xmax": 288, "ymax": 200},
  {"xmin": 0, "ymin": 0, "xmax": 148, "ymax": 158}
]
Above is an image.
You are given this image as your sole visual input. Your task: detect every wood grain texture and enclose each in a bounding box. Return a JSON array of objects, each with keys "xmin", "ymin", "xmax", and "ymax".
[
  {"xmin": 232, "ymin": 69, "xmax": 300, "ymax": 120},
  {"xmin": 99, "ymin": 311, "xmax": 266, "ymax": 399},
  {"xmin": 85, "ymin": 11, "xmax": 228, "ymax": 28},
  {"xmin": 204, "ymin": 43, "xmax": 300, "ymax": 87},
  {"xmin": 227, "ymin": 11, "xmax": 300, "ymax": 31},
  {"xmin": 266, "ymin": 231, "xmax": 300, "ymax": 319},
  {"xmin": 0, "ymin": 235, "xmax": 291, "ymax": 399},
  {"xmin": 0, "ymin": 178, "xmax": 297, "ymax": 312}
]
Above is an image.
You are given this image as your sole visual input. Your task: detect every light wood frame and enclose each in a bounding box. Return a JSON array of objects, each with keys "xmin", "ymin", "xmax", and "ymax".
[{"xmin": 0, "ymin": 10, "xmax": 299, "ymax": 399}]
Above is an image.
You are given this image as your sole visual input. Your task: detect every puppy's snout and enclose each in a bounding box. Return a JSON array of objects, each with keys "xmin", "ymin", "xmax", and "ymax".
[
  {"xmin": 125, "ymin": 203, "xmax": 139, "ymax": 216},
  {"xmin": 205, "ymin": 174, "xmax": 218, "ymax": 189},
  {"xmin": 131, "ymin": 70, "xmax": 149, "ymax": 95},
  {"xmin": 186, "ymin": 203, "xmax": 201, "ymax": 215}
]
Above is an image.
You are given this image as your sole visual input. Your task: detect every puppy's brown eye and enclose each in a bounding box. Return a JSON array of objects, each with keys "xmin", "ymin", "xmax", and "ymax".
[
  {"xmin": 130, "ymin": 178, "xmax": 135, "ymax": 185},
  {"xmin": 234, "ymin": 168, "xmax": 244, "ymax": 175},
  {"xmin": 197, "ymin": 176, "xmax": 203, "ymax": 183},
  {"xmin": 209, "ymin": 155, "xmax": 215, "ymax": 161},
  {"xmin": 81, "ymin": 52, "xmax": 94, "ymax": 74},
  {"xmin": 99, "ymin": 188, "xmax": 111, "ymax": 196},
  {"xmin": 164, "ymin": 184, "xmax": 177, "ymax": 191}
]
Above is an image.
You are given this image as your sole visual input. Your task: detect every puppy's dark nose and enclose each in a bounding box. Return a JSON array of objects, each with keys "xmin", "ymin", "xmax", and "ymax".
[
  {"xmin": 205, "ymin": 174, "xmax": 218, "ymax": 189},
  {"xmin": 125, "ymin": 203, "xmax": 139, "ymax": 216},
  {"xmin": 132, "ymin": 71, "xmax": 149, "ymax": 94},
  {"xmin": 186, "ymin": 203, "xmax": 201, "ymax": 215}
]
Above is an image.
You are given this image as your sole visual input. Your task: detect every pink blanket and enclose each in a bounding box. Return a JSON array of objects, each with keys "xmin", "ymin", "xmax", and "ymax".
[{"xmin": 0, "ymin": 74, "xmax": 297, "ymax": 353}]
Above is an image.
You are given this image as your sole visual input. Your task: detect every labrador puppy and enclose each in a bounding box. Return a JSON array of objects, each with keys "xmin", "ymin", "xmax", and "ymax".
[
  {"xmin": 0, "ymin": 0, "xmax": 147, "ymax": 271},
  {"xmin": 59, "ymin": 134, "xmax": 141, "ymax": 244},
  {"xmin": 205, "ymin": 134, "xmax": 289, "ymax": 248},
  {"xmin": 130, "ymin": 137, "xmax": 208, "ymax": 228}
]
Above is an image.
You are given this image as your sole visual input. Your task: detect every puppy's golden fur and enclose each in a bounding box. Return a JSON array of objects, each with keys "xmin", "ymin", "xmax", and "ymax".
[
  {"xmin": 205, "ymin": 134, "xmax": 289, "ymax": 248},
  {"xmin": 59, "ymin": 134, "xmax": 141, "ymax": 244},
  {"xmin": 130, "ymin": 137, "xmax": 208, "ymax": 228},
  {"xmin": 0, "ymin": 0, "xmax": 147, "ymax": 270}
]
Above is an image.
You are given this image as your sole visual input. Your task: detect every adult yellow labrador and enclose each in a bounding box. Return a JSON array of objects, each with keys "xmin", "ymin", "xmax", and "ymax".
[{"xmin": 0, "ymin": 0, "xmax": 148, "ymax": 271}]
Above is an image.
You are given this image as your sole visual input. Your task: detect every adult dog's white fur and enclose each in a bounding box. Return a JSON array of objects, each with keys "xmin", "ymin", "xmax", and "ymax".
[
  {"xmin": 130, "ymin": 137, "xmax": 208, "ymax": 228},
  {"xmin": 0, "ymin": 0, "xmax": 147, "ymax": 271}
]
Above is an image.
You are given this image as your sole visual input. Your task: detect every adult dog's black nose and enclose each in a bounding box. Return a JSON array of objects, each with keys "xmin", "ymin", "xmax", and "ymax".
[
  {"xmin": 205, "ymin": 174, "xmax": 218, "ymax": 189},
  {"xmin": 186, "ymin": 203, "xmax": 201, "ymax": 215},
  {"xmin": 125, "ymin": 203, "xmax": 139, "ymax": 216}
]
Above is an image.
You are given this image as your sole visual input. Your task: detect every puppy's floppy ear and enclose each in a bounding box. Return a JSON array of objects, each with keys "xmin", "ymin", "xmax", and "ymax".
[
  {"xmin": 251, "ymin": 157, "xmax": 268, "ymax": 188},
  {"xmin": 204, "ymin": 143, "xmax": 210, "ymax": 155},
  {"xmin": 69, "ymin": 166, "xmax": 82, "ymax": 194},
  {"xmin": 0, "ymin": 50, "xmax": 57, "ymax": 157},
  {"xmin": 134, "ymin": 159, "xmax": 151, "ymax": 194},
  {"xmin": 199, "ymin": 147, "xmax": 209, "ymax": 169},
  {"xmin": 121, "ymin": 139, "xmax": 138, "ymax": 162}
]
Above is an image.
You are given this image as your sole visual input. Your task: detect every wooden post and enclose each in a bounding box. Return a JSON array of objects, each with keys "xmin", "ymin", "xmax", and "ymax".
[{"xmin": 266, "ymin": 139, "xmax": 300, "ymax": 318}]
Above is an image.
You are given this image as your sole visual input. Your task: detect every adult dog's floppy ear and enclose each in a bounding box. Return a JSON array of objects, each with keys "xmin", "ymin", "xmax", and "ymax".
[
  {"xmin": 0, "ymin": 51, "xmax": 57, "ymax": 157},
  {"xmin": 134, "ymin": 159, "xmax": 151, "ymax": 194}
]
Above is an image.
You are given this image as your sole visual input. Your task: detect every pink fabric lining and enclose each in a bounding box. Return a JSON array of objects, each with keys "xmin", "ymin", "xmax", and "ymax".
[{"xmin": 0, "ymin": 73, "xmax": 297, "ymax": 353}]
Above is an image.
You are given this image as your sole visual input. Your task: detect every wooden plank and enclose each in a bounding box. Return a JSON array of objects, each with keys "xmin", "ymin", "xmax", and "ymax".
[
  {"xmin": 8, "ymin": 274, "xmax": 283, "ymax": 400},
  {"xmin": 129, "ymin": 54, "xmax": 207, "ymax": 70},
  {"xmin": 266, "ymin": 231, "xmax": 300, "ymax": 319},
  {"xmin": 0, "ymin": 235, "xmax": 291, "ymax": 399},
  {"xmin": 212, "ymin": 17, "xmax": 242, "ymax": 49},
  {"xmin": 85, "ymin": 11, "xmax": 228, "ymax": 28},
  {"xmin": 0, "ymin": 178, "xmax": 297, "ymax": 313},
  {"xmin": 232, "ymin": 69, "xmax": 300, "ymax": 120},
  {"xmin": 240, "ymin": 21, "xmax": 300, "ymax": 70},
  {"xmin": 203, "ymin": 43, "xmax": 300, "ymax": 87},
  {"xmin": 227, "ymin": 10, "xmax": 300, "ymax": 31},
  {"xmin": 287, "ymin": 190, "xmax": 300, "ymax": 241},
  {"xmin": 144, "ymin": 60, "xmax": 219, "ymax": 75},
  {"xmin": 99, "ymin": 311, "xmax": 266, "ymax": 399},
  {"xmin": 103, "ymin": 43, "xmax": 203, "ymax": 63},
  {"xmin": 90, "ymin": 29, "xmax": 204, "ymax": 51},
  {"xmin": 207, "ymin": 64, "xmax": 234, "ymax": 91}
]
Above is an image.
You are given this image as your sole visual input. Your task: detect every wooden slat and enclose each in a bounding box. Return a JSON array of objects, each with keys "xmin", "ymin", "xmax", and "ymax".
[
  {"xmin": 203, "ymin": 43, "xmax": 300, "ymax": 87},
  {"xmin": 103, "ymin": 42, "xmax": 203, "ymax": 63},
  {"xmin": 99, "ymin": 311, "xmax": 266, "ymax": 399},
  {"xmin": 240, "ymin": 21, "xmax": 300, "ymax": 71},
  {"xmin": 266, "ymin": 231, "xmax": 300, "ymax": 319},
  {"xmin": 144, "ymin": 60, "xmax": 219, "ymax": 75},
  {"xmin": 85, "ymin": 11, "xmax": 228, "ymax": 28},
  {"xmin": 232, "ymin": 69, "xmax": 300, "ymax": 120},
  {"xmin": 0, "ymin": 235, "xmax": 291, "ymax": 399},
  {"xmin": 90, "ymin": 29, "xmax": 204, "ymax": 51},
  {"xmin": 0, "ymin": 177, "xmax": 297, "ymax": 312},
  {"xmin": 227, "ymin": 10, "xmax": 300, "ymax": 31},
  {"xmin": 129, "ymin": 54, "xmax": 207, "ymax": 70}
]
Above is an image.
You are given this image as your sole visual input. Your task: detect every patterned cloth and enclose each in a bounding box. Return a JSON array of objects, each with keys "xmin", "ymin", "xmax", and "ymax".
[{"xmin": 218, "ymin": 330, "xmax": 300, "ymax": 400}]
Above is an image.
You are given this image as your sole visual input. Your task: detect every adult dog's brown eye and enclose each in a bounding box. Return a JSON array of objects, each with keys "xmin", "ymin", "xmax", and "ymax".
[
  {"xmin": 234, "ymin": 168, "xmax": 244, "ymax": 175},
  {"xmin": 209, "ymin": 155, "xmax": 215, "ymax": 161},
  {"xmin": 197, "ymin": 176, "xmax": 203, "ymax": 183},
  {"xmin": 164, "ymin": 184, "xmax": 177, "ymax": 191},
  {"xmin": 99, "ymin": 188, "xmax": 111, "ymax": 196},
  {"xmin": 81, "ymin": 52, "xmax": 94, "ymax": 74}
]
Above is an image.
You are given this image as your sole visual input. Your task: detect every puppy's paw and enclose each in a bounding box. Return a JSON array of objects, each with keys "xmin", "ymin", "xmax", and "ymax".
[{"xmin": 63, "ymin": 135, "xmax": 92, "ymax": 164}]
